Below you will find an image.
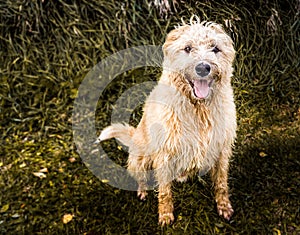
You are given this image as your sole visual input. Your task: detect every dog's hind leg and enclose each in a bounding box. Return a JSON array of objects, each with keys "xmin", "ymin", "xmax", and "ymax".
[
  {"xmin": 127, "ymin": 154, "xmax": 152, "ymax": 200},
  {"xmin": 211, "ymin": 147, "xmax": 234, "ymax": 220}
]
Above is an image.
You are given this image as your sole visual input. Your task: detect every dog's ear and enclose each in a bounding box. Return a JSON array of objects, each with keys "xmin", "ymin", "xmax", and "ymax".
[{"xmin": 163, "ymin": 25, "xmax": 190, "ymax": 55}]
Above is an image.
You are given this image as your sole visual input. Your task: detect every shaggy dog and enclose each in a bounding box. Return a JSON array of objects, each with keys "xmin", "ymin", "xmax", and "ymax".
[{"xmin": 98, "ymin": 18, "xmax": 236, "ymax": 225}]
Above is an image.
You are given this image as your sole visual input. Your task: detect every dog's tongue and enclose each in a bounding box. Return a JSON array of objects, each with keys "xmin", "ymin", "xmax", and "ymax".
[{"xmin": 193, "ymin": 80, "xmax": 209, "ymax": 99}]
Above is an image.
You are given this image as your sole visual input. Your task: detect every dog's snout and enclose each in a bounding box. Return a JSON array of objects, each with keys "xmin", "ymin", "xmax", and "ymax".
[{"xmin": 195, "ymin": 62, "xmax": 211, "ymax": 77}]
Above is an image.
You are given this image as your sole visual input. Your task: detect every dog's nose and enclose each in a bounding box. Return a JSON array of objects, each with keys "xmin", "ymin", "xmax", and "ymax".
[{"xmin": 195, "ymin": 62, "xmax": 211, "ymax": 77}]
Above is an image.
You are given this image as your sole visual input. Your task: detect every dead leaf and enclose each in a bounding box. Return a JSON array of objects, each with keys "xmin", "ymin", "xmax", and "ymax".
[
  {"xmin": 33, "ymin": 172, "xmax": 47, "ymax": 178},
  {"xmin": 0, "ymin": 204, "xmax": 9, "ymax": 213},
  {"xmin": 39, "ymin": 167, "xmax": 48, "ymax": 173},
  {"xmin": 19, "ymin": 162, "xmax": 27, "ymax": 168},
  {"xmin": 259, "ymin": 152, "xmax": 267, "ymax": 157},
  {"xmin": 68, "ymin": 157, "xmax": 76, "ymax": 163},
  {"xmin": 117, "ymin": 145, "xmax": 123, "ymax": 150},
  {"xmin": 62, "ymin": 214, "xmax": 73, "ymax": 224},
  {"xmin": 11, "ymin": 213, "xmax": 20, "ymax": 218}
]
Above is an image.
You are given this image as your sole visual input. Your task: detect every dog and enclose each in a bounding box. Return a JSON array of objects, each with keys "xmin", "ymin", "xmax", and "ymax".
[{"xmin": 98, "ymin": 17, "xmax": 236, "ymax": 225}]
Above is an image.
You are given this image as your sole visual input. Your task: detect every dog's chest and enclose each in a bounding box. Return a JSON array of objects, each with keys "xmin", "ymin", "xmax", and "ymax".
[
  {"xmin": 161, "ymin": 100, "xmax": 224, "ymax": 167},
  {"xmin": 145, "ymin": 86, "xmax": 229, "ymax": 174}
]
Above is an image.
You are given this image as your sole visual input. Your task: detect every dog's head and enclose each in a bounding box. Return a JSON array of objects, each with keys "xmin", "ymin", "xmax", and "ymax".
[{"xmin": 162, "ymin": 20, "xmax": 235, "ymax": 100}]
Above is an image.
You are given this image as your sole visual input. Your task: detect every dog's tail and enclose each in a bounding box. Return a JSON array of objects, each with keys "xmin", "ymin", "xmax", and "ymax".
[{"xmin": 96, "ymin": 123, "xmax": 135, "ymax": 147}]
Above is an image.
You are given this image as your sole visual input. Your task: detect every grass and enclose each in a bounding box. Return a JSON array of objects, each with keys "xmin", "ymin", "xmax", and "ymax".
[{"xmin": 0, "ymin": 0, "xmax": 299, "ymax": 234}]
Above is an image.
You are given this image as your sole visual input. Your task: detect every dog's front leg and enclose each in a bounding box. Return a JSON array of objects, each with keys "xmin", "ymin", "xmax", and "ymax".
[
  {"xmin": 211, "ymin": 147, "xmax": 234, "ymax": 220},
  {"xmin": 158, "ymin": 182, "xmax": 174, "ymax": 225}
]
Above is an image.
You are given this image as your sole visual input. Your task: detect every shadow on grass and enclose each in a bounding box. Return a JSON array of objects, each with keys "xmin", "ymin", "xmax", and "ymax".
[{"xmin": 231, "ymin": 127, "xmax": 300, "ymax": 234}]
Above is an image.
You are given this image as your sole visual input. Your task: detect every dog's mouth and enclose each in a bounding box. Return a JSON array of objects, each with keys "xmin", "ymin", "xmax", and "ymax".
[{"xmin": 188, "ymin": 79, "xmax": 214, "ymax": 99}]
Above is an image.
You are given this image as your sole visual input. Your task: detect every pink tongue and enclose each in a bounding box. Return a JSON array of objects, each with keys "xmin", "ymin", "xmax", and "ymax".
[{"xmin": 193, "ymin": 80, "xmax": 210, "ymax": 99}]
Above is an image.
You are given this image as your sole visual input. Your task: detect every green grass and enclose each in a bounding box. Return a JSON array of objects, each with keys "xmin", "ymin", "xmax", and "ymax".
[{"xmin": 0, "ymin": 0, "xmax": 299, "ymax": 234}]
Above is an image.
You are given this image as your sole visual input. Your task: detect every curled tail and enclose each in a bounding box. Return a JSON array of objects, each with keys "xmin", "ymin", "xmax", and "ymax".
[{"xmin": 96, "ymin": 123, "xmax": 135, "ymax": 147}]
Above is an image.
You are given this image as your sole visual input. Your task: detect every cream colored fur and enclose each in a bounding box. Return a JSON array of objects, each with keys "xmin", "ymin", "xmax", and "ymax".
[{"xmin": 99, "ymin": 18, "xmax": 236, "ymax": 225}]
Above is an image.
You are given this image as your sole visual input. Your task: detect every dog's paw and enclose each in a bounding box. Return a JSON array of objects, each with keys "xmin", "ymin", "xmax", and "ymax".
[
  {"xmin": 217, "ymin": 201, "xmax": 234, "ymax": 220},
  {"xmin": 159, "ymin": 212, "xmax": 174, "ymax": 226},
  {"xmin": 137, "ymin": 190, "xmax": 147, "ymax": 201}
]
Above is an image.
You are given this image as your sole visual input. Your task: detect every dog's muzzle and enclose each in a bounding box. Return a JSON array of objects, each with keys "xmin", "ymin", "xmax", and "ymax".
[{"xmin": 187, "ymin": 62, "xmax": 214, "ymax": 99}]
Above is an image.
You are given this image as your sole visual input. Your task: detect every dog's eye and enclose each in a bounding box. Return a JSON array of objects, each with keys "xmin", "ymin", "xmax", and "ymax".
[
  {"xmin": 212, "ymin": 46, "xmax": 221, "ymax": 53},
  {"xmin": 184, "ymin": 46, "xmax": 192, "ymax": 53}
]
